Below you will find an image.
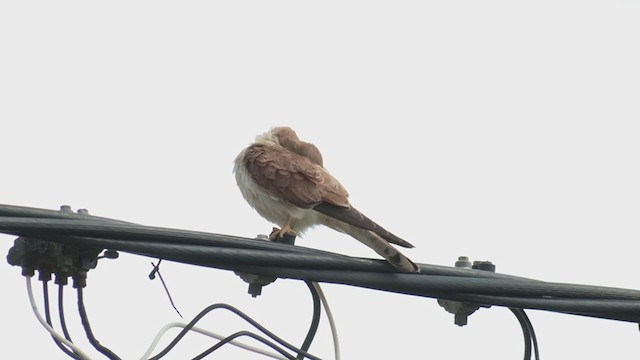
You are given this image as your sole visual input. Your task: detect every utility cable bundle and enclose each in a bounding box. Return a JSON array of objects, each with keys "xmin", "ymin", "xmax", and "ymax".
[{"xmin": 4, "ymin": 203, "xmax": 640, "ymax": 359}]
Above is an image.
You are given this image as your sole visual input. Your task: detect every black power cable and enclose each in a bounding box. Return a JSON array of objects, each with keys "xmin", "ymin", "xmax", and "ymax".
[
  {"xmin": 148, "ymin": 303, "xmax": 321, "ymax": 360},
  {"xmin": 0, "ymin": 204, "xmax": 132, "ymax": 224},
  {"xmin": 5, "ymin": 217, "xmax": 639, "ymax": 301},
  {"xmin": 511, "ymin": 308, "xmax": 532, "ymax": 360},
  {"xmin": 510, "ymin": 308, "xmax": 540, "ymax": 360},
  {"xmin": 77, "ymin": 287, "xmax": 122, "ymax": 360},
  {"xmin": 5, "ymin": 203, "xmax": 640, "ymax": 359},
  {"xmin": 521, "ymin": 310, "xmax": 539, "ymax": 360},
  {"xmin": 192, "ymin": 331, "xmax": 298, "ymax": 360},
  {"xmin": 43, "ymin": 281, "xmax": 81, "ymax": 360},
  {"xmin": 299, "ymin": 281, "xmax": 321, "ymax": 359},
  {"xmin": 13, "ymin": 230, "xmax": 640, "ymax": 319},
  {"xmin": 146, "ymin": 279, "xmax": 321, "ymax": 359},
  {"xmin": 59, "ymin": 284, "xmax": 73, "ymax": 343}
]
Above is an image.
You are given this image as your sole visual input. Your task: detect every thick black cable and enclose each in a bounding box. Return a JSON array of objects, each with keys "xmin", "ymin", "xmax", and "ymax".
[
  {"xmin": 5, "ymin": 205, "xmax": 640, "ymax": 323},
  {"xmin": 59, "ymin": 284, "xmax": 73, "ymax": 343},
  {"xmin": 0, "ymin": 216, "xmax": 549, "ymax": 281},
  {"xmin": 0, "ymin": 216, "xmax": 555, "ymax": 279},
  {"xmin": 298, "ymin": 281, "xmax": 321, "ymax": 359},
  {"xmin": 16, "ymin": 231, "xmax": 406, "ymax": 273},
  {"xmin": 227, "ymin": 265, "xmax": 640, "ymax": 314},
  {"xmin": 6, "ymin": 203, "xmax": 639, "ymax": 358},
  {"xmin": 0, "ymin": 211, "xmax": 533, "ymax": 282},
  {"xmin": 231, "ymin": 265, "xmax": 640, "ymax": 301},
  {"xmin": 9, "ymin": 230, "xmax": 640, "ymax": 321},
  {"xmin": 77, "ymin": 287, "xmax": 122, "ymax": 360},
  {"xmin": 227, "ymin": 265, "xmax": 640, "ymax": 315},
  {"xmin": 192, "ymin": 331, "xmax": 297, "ymax": 360},
  {"xmin": 11, "ymin": 226, "xmax": 639, "ymax": 301},
  {"xmin": 43, "ymin": 281, "xmax": 81, "ymax": 360},
  {"xmin": 14, "ymin": 231, "xmax": 640, "ymax": 306},
  {"xmin": 0, "ymin": 217, "xmax": 346, "ymax": 258},
  {"xmin": 148, "ymin": 303, "xmax": 321, "ymax": 360},
  {"xmin": 438, "ymin": 293, "xmax": 640, "ymax": 323},
  {"xmin": 9, "ymin": 230, "xmax": 640, "ymax": 322},
  {"xmin": 0, "ymin": 204, "xmax": 132, "ymax": 224}
]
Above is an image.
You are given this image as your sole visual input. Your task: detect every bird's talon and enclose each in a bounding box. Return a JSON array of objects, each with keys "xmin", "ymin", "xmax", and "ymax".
[
  {"xmin": 268, "ymin": 227, "xmax": 281, "ymax": 241},
  {"xmin": 268, "ymin": 226, "xmax": 296, "ymax": 241}
]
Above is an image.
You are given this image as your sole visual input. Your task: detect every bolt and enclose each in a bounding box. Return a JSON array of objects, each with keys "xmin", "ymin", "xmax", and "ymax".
[
  {"xmin": 248, "ymin": 283, "xmax": 263, "ymax": 297},
  {"xmin": 455, "ymin": 256, "xmax": 472, "ymax": 269},
  {"xmin": 455, "ymin": 313, "xmax": 469, "ymax": 326},
  {"xmin": 55, "ymin": 273, "xmax": 69, "ymax": 286},
  {"xmin": 473, "ymin": 261, "xmax": 496, "ymax": 272},
  {"xmin": 103, "ymin": 250, "xmax": 119, "ymax": 259}
]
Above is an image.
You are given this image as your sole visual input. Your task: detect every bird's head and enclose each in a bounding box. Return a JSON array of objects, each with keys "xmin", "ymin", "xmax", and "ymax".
[
  {"xmin": 254, "ymin": 126, "xmax": 293, "ymax": 145},
  {"xmin": 255, "ymin": 126, "xmax": 323, "ymax": 166},
  {"xmin": 270, "ymin": 126, "xmax": 299, "ymax": 144}
]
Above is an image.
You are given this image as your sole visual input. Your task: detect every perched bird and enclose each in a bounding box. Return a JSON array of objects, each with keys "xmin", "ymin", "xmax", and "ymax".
[{"xmin": 233, "ymin": 126, "xmax": 419, "ymax": 272}]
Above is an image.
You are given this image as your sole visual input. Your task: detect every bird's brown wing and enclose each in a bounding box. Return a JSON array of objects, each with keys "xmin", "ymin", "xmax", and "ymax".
[
  {"xmin": 243, "ymin": 144, "xmax": 349, "ymax": 208},
  {"xmin": 313, "ymin": 203, "xmax": 415, "ymax": 248},
  {"xmin": 244, "ymin": 143, "xmax": 414, "ymax": 249}
]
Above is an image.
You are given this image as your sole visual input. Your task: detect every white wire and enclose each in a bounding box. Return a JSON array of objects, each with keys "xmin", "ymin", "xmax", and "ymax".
[
  {"xmin": 139, "ymin": 322, "xmax": 289, "ymax": 360},
  {"xmin": 312, "ymin": 282, "xmax": 340, "ymax": 360},
  {"xmin": 141, "ymin": 284, "xmax": 340, "ymax": 360},
  {"xmin": 26, "ymin": 275, "xmax": 338, "ymax": 360},
  {"xmin": 25, "ymin": 276, "xmax": 93, "ymax": 360},
  {"xmin": 25, "ymin": 276, "xmax": 335, "ymax": 360}
]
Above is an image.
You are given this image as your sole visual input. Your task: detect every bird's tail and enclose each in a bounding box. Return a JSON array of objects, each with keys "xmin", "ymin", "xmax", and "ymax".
[
  {"xmin": 325, "ymin": 218, "xmax": 419, "ymax": 273},
  {"xmin": 362, "ymin": 230, "xmax": 420, "ymax": 272},
  {"xmin": 313, "ymin": 203, "xmax": 415, "ymax": 248}
]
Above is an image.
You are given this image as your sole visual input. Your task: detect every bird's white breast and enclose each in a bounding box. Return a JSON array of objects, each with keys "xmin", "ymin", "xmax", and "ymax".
[{"xmin": 233, "ymin": 148, "xmax": 319, "ymax": 234}]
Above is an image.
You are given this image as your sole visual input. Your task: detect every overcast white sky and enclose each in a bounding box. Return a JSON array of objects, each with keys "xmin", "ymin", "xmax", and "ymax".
[{"xmin": 2, "ymin": 1, "xmax": 640, "ymax": 359}]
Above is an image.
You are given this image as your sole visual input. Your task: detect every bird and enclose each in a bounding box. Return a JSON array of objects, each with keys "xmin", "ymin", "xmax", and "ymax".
[{"xmin": 233, "ymin": 126, "xmax": 419, "ymax": 272}]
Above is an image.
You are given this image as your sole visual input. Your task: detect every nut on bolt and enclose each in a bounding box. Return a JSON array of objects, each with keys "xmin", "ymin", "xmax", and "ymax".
[
  {"xmin": 437, "ymin": 256, "xmax": 494, "ymax": 326},
  {"xmin": 234, "ymin": 233, "xmax": 296, "ymax": 297}
]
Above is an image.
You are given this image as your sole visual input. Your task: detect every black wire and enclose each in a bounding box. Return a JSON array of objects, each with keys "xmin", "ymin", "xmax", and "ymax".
[
  {"xmin": 520, "ymin": 309, "xmax": 539, "ymax": 360},
  {"xmin": 191, "ymin": 331, "xmax": 297, "ymax": 360},
  {"xmin": 149, "ymin": 260, "xmax": 183, "ymax": 318},
  {"xmin": 42, "ymin": 280, "xmax": 81, "ymax": 360},
  {"xmin": 510, "ymin": 308, "xmax": 531, "ymax": 360},
  {"xmin": 511, "ymin": 308, "xmax": 538, "ymax": 360},
  {"xmin": 299, "ymin": 281, "xmax": 321, "ymax": 359},
  {"xmin": 148, "ymin": 303, "xmax": 321, "ymax": 360},
  {"xmin": 59, "ymin": 284, "xmax": 73, "ymax": 342},
  {"xmin": 77, "ymin": 287, "xmax": 122, "ymax": 360},
  {"xmin": 43, "ymin": 281, "xmax": 51, "ymax": 323}
]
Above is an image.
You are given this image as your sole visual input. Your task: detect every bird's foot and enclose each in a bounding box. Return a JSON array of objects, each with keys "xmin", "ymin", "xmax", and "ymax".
[{"xmin": 269, "ymin": 226, "xmax": 297, "ymax": 241}]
